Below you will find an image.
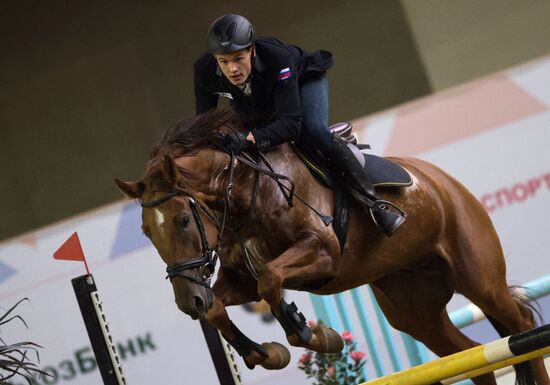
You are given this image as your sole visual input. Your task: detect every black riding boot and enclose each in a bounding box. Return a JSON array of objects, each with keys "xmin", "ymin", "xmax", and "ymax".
[{"xmin": 330, "ymin": 134, "xmax": 406, "ymax": 237}]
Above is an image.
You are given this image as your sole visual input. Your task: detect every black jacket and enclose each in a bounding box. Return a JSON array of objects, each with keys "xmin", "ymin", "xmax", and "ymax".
[{"xmin": 194, "ymin": 36, "xmax": 333, "ymax": 151}]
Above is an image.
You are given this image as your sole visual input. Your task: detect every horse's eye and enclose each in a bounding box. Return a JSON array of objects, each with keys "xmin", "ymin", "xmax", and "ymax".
[{"xmin": 174, "ymin": 214, "xmax": 190, "ymax": 230}]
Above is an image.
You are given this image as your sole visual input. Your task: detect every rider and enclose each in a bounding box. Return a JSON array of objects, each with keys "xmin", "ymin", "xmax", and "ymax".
[{"xmin": 194, "ymin": 14, "xmax": 406, "ymax": 236}]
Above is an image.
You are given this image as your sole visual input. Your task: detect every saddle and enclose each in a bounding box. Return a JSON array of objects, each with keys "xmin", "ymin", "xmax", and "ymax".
[{"xmin": 293, "ymin": 122, "xmax": 412, "ymax": 251}]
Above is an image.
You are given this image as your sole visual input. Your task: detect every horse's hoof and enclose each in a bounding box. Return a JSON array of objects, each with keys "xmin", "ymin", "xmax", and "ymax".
[
  {"xmin": 311, "ymin": 324, "xmax": 344, "ymax": 353},
  {"xmin": 243, "ymin": 342, "xmax": 290, "ymax": 370},
  {"xmin": 286, "ymin": 324, "xmax": 344, "ymax": 353}
]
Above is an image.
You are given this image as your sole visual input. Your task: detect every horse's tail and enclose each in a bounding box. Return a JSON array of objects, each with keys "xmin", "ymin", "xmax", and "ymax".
[
  {"xmin": 485, "ymin": 285, "xmax": 544, "ymax": 385},
  {"xmin": 510, "ymin": 284, "xmax": 544, "ymax": 325}
]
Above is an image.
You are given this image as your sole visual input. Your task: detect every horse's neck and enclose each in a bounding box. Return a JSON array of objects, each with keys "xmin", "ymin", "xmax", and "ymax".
[
  {"xmin": 178, "ymin": 144, "xmax": 310, "ymax": 216},
  {"xmin": 264, "ymin": 143, "xmax": 306, "ymax": 178},
  {"xmin": 231, "ymin": 144, "xmax": 309, "ymax": 213},
  {"xmin": 174, "ymin": 149, "xmax": 229, "ymax": 203},
  {"xmin": 228, "ymin": 144, "xmax": 330, "ymax": 248}
]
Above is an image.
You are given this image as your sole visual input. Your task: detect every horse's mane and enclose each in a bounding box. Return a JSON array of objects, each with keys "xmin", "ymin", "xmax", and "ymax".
[{"xmin": 149, "ymin": 107, "xmax": 243, "ymax": 160}]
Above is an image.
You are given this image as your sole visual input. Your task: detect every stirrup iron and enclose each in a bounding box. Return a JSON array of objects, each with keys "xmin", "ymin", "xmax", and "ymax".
[{"xmin": 369, "ymin": 200, "xmax": 406, "ymax": 237}]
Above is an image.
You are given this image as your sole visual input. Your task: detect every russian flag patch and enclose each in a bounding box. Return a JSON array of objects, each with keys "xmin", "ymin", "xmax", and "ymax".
[{"xmin": 277, "ymin": 67, "xmax": 291, "ymax": 81}]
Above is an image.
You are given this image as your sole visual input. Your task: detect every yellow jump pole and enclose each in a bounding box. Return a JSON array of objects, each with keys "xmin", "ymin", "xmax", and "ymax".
[
  {"xmin": 442, "ymin": 345, "xmax": 550, "ymax": 384},
  {"xmin": 359, "ymin": 324, "xmax": 550, "ymax": 385}
]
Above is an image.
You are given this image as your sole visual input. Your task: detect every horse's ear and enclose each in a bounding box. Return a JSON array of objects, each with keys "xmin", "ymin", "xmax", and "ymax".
[
  {"xmin": 162, "ymin": 154, "xmax": 178, "ymax": 187},
  {"xmin": 115, "ymin": 178, "xmax": 144, "ymax": 199}
]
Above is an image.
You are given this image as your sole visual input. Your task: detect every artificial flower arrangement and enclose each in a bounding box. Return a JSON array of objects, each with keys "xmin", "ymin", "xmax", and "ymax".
[{"xmin": 298, "ymin": 321, "xmax": 367, "ymax": 385}]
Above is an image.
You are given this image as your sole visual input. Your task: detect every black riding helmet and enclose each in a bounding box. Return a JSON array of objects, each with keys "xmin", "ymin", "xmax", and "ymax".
[{"xmin": 207, "ymin": 14, "xmax": 255, "ymax": 54}]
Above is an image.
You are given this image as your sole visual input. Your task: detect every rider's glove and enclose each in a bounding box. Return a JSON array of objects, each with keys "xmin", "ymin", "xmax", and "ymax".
[{"xmin": 222, "ymin": 131, "xmax": 254, "ymax": 154}]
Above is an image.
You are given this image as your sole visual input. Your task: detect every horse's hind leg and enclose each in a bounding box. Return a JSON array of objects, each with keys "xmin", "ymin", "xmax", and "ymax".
[
  {"xmin": 453, "ymin": 270, "xmax": 550, "ymax": 385},
  {"xmin": 371, "ymin": 270, "xmax": 498, "ymax": 385},
  {"xmin": 444, "ymin": 221, "xmax": 550, "ymax": 385}
]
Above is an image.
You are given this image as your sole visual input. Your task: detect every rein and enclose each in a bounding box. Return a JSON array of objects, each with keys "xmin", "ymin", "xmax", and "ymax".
[
  {"xmin": 236, "ymin": 152, "xmax": 333, "ymax": 226},
  {"xmin": 222, "ymin": 122, "xmax": 295, "ymax": 208},
  {"xmin": 222, "ymin": 121, "xmax": 332, "ymax": 224},
  {"xmin": 138, "ymin": 148, "xmax": 256, "ymax": 289},
  {"xmin": 140, "ymin": 126, "xmax": 333, "ymax": 287},
  {"xmin": 226, "ymin": 152, "xmax": 261, "ymax": 231}
]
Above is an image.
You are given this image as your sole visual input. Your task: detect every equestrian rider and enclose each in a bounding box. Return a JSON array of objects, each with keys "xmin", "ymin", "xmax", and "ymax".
[{"xmin": 194, "ymin": 14, "xmax": 406, "ymax": 236}]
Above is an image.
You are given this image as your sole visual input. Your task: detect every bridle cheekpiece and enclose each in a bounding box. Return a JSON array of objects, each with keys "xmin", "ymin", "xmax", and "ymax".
[{"xmin": 140, "ymin": 191, "xmax": 222, "ymax": 288}]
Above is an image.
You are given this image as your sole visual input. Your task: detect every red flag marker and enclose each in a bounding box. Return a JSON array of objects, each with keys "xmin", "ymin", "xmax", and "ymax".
[{"xmin": 54, "ymin": 232, "xmax": 90, "ymax": 274}]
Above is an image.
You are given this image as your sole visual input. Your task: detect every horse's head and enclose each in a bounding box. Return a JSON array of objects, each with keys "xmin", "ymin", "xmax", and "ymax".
[{"xmin": 115, "ymin": 154, "xmax": 221, "ymax": 319}]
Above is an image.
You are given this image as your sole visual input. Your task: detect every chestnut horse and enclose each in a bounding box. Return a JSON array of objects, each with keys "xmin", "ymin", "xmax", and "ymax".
[{"xmin": 115, "ymin": 109, "xmax": 548, "ymax": 385}]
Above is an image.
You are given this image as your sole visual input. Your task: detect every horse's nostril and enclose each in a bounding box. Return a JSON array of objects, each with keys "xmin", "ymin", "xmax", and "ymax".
[{"xmin": 193, "ymin": 296, "xmax": 205, "ymax": 311}]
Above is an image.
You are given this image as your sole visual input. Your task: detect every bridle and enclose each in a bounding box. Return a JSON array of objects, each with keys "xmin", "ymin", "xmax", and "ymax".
[
  {"xmin": 139, "ymin": 147, "xmax": 244, "ymax": 289},
  {"xmin": 140, "ymin": 191, "xmax": 223, "ymax": 288},
  {"xmin": 139, "ymin": 138, "xmax": 334, "ymax": 288}
]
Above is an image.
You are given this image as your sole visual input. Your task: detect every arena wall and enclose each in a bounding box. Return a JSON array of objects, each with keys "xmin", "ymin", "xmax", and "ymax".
[{"xmin": 1, "ymin": 56, "xmax": 549, "ymax": 385}]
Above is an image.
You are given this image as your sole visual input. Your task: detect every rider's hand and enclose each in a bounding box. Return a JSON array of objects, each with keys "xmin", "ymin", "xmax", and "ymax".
[{"xmin": 222, "ymin": 131, "xmax": 254, "ymax": 154}]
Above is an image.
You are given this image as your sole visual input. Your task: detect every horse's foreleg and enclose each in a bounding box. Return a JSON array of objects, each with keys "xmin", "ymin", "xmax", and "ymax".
[
  {"xmin": 206, "ymin": 266, "xmax": 290, "ymax": 370},
  {"xmin": 257, "ymin": 234, "xmax": 344, "ymax": 353}
]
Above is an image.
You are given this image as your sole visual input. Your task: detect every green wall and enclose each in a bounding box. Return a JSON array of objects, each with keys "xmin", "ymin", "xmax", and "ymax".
[
  {"xmin": 3, "ymin": 1, "xmax": 550, "ymax": 240},
  {"xmin": 402, "ymin": 0, "xmax": 550, "ymax": 90}
]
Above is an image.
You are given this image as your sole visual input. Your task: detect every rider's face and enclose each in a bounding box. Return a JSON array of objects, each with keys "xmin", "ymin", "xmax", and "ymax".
[{"xmin": 214, "ymin": 47, "xmax": 254, "ymax": 86}]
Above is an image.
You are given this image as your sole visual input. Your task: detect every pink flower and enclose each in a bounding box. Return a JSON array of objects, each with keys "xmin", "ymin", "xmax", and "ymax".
[
  {"xmin": 327, "ymin": 364, "xmax": 335, "ymax": 377},
  {"xmin": 341, "ymin": 331, "xmax": 354, "ymax": 342},
  {"xmin": 307, "ymin": 320, "xmax": 317, "ymax": 327},
  {"xmin": 298, "ymin": 352, "xmax": 312, "ymax": 364},
  {"xmin": 350, "ymin": 350, "xmax": 366, "ymax": 361}
]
